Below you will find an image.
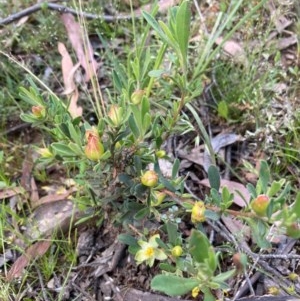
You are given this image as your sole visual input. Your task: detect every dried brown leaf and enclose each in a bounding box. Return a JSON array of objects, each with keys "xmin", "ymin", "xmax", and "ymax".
[
  {"xmin": 60, "ymin": 13, "xmax": 99, "ymax": 82},
  {"xmin": 57, "ymin": 42, "xmax": 82, "ymax": 118},
  {"xmin": 221, "ymin": 215, "xmax": 251, "ymax": 241},
  {"xmin": 276, "ymin": 35, "xmax": 297, "ymax": 50},
  {"xmin": 203, "ymin": 133, "xmax": 241, "ymax": 172},
  {"xmin": 24, "ymin": 200, "xmax": 79, "ymax": 240},
  {"xmin": 0, "ymin": 187, "xmax": 24, "ymax": 199},
  {"xmin": 7, "ymin": 241, "xmax": 51, "ymax": 281},
  {"xmin": 31, "ymin": 186, "xmax": 77, "ymax": 209},
  {"xmin": 30, "ymin": 177, "xmax": 39, "ymax": 204},
  {"xmin": 20, "ymin": 148, "xmax": 34, "ymax": 192}
]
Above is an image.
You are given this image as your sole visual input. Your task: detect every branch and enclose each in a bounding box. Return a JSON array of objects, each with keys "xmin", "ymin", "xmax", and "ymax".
[{"xmin": 0, "ymin": 2, "xmax": 133, "ymax": 27}]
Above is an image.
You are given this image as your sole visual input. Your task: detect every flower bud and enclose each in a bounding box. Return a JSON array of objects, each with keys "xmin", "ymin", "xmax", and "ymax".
[
  {"xmin": 286, "ymin": 223, "xmax": 300, "ymax": 239},
  {"xmin": 191, "ymin": 201, "xmax": 206, "ymax": 223},
  {"xmin": 37, "ymin": 148, "xmax": 53, "ymax": 158},
  {"xmin": 84, "ymin": 128, "xmax": 104, "ymax": 161},
  {"xmin": 32, "ymin": 105, "xmax": 45, "ymax": 118},
  {"xmin": 232, "ymin": 252, "xmax": 247, "ymax": 273},
  {"xmin": 141, "ymin": 170, "xmax": 158, "ymax": 187},
  {"xmin": 171, "ymin": 245, "xmax": 183, "ymax": 257},
  {"xmin": 108, "ymin": 104, "xmax": 123, "ymax": 127},
  {"xmin": 155, "ymin": 150, "xmax": 166, "ymax": 158},
  {"xmin": 268, "ymin": 286, "xmax": 280, "ymax": 296},
  {"xmin": 288, "ymin": 273, "xmax": 298, "ymax": 281},
  {"xmin": 250, "ymin": 195, "xmax": 270, "ymax": 216},
  {"xmin": 151, "ymin": 191, "xmax": 166, "ymax": 206},
  {"xmin": 131, "ymin": 89, "xmax": 144, "ymax": 105}
]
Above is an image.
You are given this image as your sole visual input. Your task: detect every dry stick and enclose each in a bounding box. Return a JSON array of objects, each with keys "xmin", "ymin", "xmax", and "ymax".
[
  {"xmin": 211, "ymin": 220, "xmax": 300, "ymax": 295},
  {"xmin": 0, "ymin": 2, "xmax": 133, "ymax": 27}
]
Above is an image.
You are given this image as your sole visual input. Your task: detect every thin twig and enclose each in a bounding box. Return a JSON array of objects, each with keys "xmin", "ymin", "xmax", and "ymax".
[
  {"xmin": 212, "ymin": 220, "xmax": 300, "ymax": 294},
  {"xmin": 0, "ymin": 2, "xmax": 133, "ymax": 27}
]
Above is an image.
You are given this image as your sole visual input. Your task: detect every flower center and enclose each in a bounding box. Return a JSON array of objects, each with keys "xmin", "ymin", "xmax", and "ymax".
[{"xmin": 145, "ymin": 246, "xmax": 154, "ymax": 258}]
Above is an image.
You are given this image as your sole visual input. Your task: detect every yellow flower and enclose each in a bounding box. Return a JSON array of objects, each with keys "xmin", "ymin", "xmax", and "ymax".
[
  {"xmin": 155, "ymin": 150, "xmax": 166, "ymax": 158},
  {"xmin": 84, "ymin": 128, "xmax": 104, "ymax": 161},
  {"xmin": 191, "ymin": 201, "xmax": 206, "ymax": 223},
  {"xmin": 192, "ymin": 286, "xmax": 200, "ymax": 298},
  {"xmin": 268, "ymin": 286, "xmax": 280, "ymax": 295},
  {"xmin": 135, "ymin": 234, "xmax": 167, "ymax": 267},
  {"xmin": 141, "ymin": 170, "xmax": 158, "ymax": 187}
]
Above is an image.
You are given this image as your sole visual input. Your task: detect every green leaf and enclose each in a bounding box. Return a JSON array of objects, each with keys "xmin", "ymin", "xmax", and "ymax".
[
  {"xmin": 246, "ymin": 218, "xmax": 271, "ymax": 249},
  {"xmin": 19, "ymin": 86, "xmax": 44, "ymax": 106},
  {"xmin": 142, "ymin": 11, "xmax": 168, "ymax": 44},
  {"xmin": 128, "ymin": 114, "xmax": 140, "ymax": 139},
  {"xmin": 68, "ymin": 122, "xmax": 82, "ymax": 145},
  {"xmin": 189, "ymin": 229, "xmax": 210, "ymax": 263},
  {"xmin": 212, "ymin": 269, "xmax": 236, "ymax": 283},
  {"xmin": 158, "ymin": 20, "xmax": 178, "ymax": 48},
  {"xmin": 293, "ymin": 191, "xmax": 300, "ymax": 218},
  {"xmin": 148, "ymin": 69, "xmax": 166, "ymax": 77},
  {"xmin": 207, "ymin": 247, "xmax": 217, "ymax": 272},
  {"xmin": 51, "ymin": 142, "xmax": 77, "ymax": 157},
  {"xmin": 142, "ymin": 113, "xmax": 151, "ymax": 134},
  {"xmin": 208, "ymin": 165, "xmax": 220, "ymax": 191},
  {"xmin": 258, "ymin": 160, "xmax": 270, "ymax": 194},
  {"xmin": 20, "ymin": 113, "xmax": 40, "ymax": 123},
  {"xmin": 159, "ymin": 263, "xmax": 176, "ymax": 273},
  {"xmin": 58, "ymin": 123, "xmax": 71, "ymax": 139},
  {"xmin": 118, "ymin": 234, "xmax": 138, "ymax": 246},
  {"xmin": 134, "ymin": 207, "xmax": 150, "ymax": 220},
  {"xmin": 118, "ymin": 173, "xmax": 134, "ymax": 187},
  {"xmin": 221, "ymin": 186, "xmax": 234, "ymax": 205},
  {"xmin": 267, "ymin": 179, "xmax": 285, "ymax": 197},
  {"xmin": 166, "ymin": 221, "xmax": 179, "ymax": 245},
  {"xmin": 172, "ymin": 158, "xmax": 180, "ymax": 179},
  {"xmin": 68, "ymin": 142, "xmax": 84, "ymax": 156},
  {"xmin": 205, "ymin": 209, "xmax": 220, "ymax": 221},
  {"xmin": 211, "ymin": 188, "xmax": 221, "ymax": 206},
  {"xmin": 246, "ymin": 183, "xmax": 257, "ymax": 199},
  {"xmin": 99, "ymin": 150, "xmax": 111, "ymax": 161},
  {"xmin": 134, "ymin": 155, "xmax": 142, "ymax": 175},
  {"xmin": 159, "ymin": 177, "xmax": 176, "ymax": 192},
  {"xmin": 141, "ymin": 96, "xmax": 150, "ymax": 118},
  {"xmin": 273, "ymin": 182, "xmax": 291, "ymax": 205},
  {"xmin": 175, "ymin": 0, "xmax": 191, "ymax": 64},
  {"xmin": 151, "ymin": 275, "xmax": 199, "ymax": 297},
  {"xmin": 203, "ymin": 288, "xmax": 215, "ymax": 301},
  {"xmin": 217, "ymin": 100, "xmax": 229, "ymax": 119}
]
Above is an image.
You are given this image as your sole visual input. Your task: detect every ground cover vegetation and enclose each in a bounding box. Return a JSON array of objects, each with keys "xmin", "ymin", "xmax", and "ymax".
[{"xmin": 0, "ymin": 0, "xmax": 300, "ymax": 300}]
